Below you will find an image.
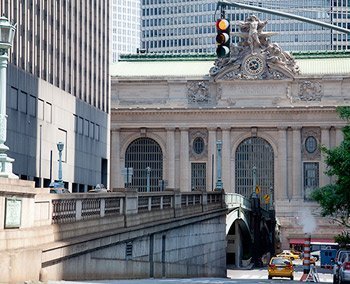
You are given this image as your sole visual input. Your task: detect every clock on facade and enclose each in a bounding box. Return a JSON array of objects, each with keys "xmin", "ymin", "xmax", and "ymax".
[{"xmin": 243, "ymin": 55, "xmax": 265, "ymax": 76}]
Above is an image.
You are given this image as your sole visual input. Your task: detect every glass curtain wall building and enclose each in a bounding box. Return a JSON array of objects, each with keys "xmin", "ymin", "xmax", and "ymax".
[
  {"xmin": 141, "ymin": 0, "xmax": 349, "ymax": 53},
  {"xmin": 0, "ymin": 1, "xmax": 110, "ymax": 192},
  {"xmin": 110, "ymin": 0, "xmax": 141, "ymax": 62}
]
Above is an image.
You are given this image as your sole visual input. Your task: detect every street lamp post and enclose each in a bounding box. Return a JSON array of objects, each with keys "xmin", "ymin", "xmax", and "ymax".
[
  {"xmin": 57, "ymin": 142, "xmax": 64, "ymax": 188},
  {"xmin": 0, "ymin": 15, "xmax": 17, "ymax": 178},
  {"xmin": 146, "ymin": 166, "xmax": 151, "ymax": 192},
  {"xmin": 216, "ymin": 140, "xmax": 223, "ymax": 190}
]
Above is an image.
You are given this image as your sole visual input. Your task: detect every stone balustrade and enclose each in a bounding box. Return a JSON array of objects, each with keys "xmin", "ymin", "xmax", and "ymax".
[
  {"xmin": 46, "ymin": 189, "xmax": 223, "ymax": 225},
  {"xmin": 0, "ymin": 179, "xmax": 225, "ymax": 252},
  {"xmin": 225, "ymin": 192, "xmax": 252, "ymax": 210}
]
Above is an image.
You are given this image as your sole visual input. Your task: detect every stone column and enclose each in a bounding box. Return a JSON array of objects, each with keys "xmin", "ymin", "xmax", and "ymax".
[
  {"xmin": 180, "ymin": 128, "xmax": 190, "ymax": 192},
  {"xmin": 320, "ymin": 127, "xmax": 331, "ymax": 186},
  {"xmin": 277, "ymin": 127, "xmax": 288, "ymax": 200},
  {"xmin": 166, "ymin": 128, "xmax": 175, "ymax": 189},
  {"xmin": 110, "ymin": 128, "xmax": 122, "ymax": 189},
  {"xmin": 222, "ymin": 128, "xmax": 231, "ymax": 192},
  {"xmin": 292, "ymin": 127, "xmax": 302, "ymax": 199},
  {"xmin": 335, "ymin": 126, "xmax": 344, "ymax": 147},
  {"xmin": 207, "ymin": 128, "xmax": 217, "ymax": 191}
]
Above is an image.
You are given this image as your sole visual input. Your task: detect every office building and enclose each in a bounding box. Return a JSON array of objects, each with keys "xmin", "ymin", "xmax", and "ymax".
[
  {"xmin": 110, "ymin": 0, "xmax": 141, "ymax": 62},
  {"xmin": 141, "ymin": 0, "xmax": 349, "ymax": 53},
  {"xmin": 0, "ymin": 1, "xmax": 110, "ymax": 191}
]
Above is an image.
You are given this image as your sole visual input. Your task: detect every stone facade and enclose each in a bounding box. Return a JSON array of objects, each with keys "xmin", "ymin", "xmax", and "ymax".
[{"xmin": 110, "ymin": 17, "xmax": 350, "ymax": 249}]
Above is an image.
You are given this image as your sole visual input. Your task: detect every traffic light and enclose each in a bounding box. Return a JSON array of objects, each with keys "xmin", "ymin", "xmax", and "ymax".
[{"xmin": 216, "ymin": 18, "xmax": 230, "ymax": 57}]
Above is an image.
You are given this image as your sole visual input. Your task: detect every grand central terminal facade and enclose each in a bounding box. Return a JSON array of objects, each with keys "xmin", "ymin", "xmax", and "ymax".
[{"xmin": 109, "ymin": 17, "xmax": 350, "ymax": 249}]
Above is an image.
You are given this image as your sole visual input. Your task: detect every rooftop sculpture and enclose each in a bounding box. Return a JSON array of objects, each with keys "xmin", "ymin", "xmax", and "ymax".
[{"xmin": 210, "ymin": 15, "xmax": 300, "ymax": 80}]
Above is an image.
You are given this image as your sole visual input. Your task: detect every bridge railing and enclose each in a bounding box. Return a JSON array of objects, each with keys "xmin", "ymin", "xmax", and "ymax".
[
  {"xmin": 225, "ymin": 192, "xmax": 252, "ymax": 210},
  {"xmin": 49, "ymin": 190, "xmax": 224, "ymax": 225}
]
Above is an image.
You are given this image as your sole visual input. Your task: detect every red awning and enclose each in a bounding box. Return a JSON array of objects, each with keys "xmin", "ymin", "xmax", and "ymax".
[{"xmin": 289, "ymin": 238, "xmax": 335, "ymax": 244}]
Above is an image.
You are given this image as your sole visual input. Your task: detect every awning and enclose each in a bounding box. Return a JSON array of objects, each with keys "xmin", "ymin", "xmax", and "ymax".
[{"xmin": 289, "ymin": 238, "xmax": 335, "ymax": 244}]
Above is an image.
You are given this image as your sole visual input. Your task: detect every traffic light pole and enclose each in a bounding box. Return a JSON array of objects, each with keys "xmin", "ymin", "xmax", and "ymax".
[{"xmin": 217, "ymin": 0, "xmax": 350, "ymax": 35}]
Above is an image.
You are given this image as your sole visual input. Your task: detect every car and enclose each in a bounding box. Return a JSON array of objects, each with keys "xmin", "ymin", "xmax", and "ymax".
[
  {"xmin": 268, "ymin": 257, "xmax": 294, "ymax": 280},
  {"xmin": 338, "ymin": 253, "xmax": 350, "ymax": 284},
  {"xmin": 332, "ymin": 250, "xmax": 350, "ymax": 284},
  {"xmin": 276, "ymin": 250, "xmax": 300, "ymax": 261}
]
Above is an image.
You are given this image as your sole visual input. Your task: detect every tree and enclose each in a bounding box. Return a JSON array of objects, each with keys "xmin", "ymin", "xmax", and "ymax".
[{"xmin": 311, "ymin": 106, "xmax": 350, "ymax": 228}]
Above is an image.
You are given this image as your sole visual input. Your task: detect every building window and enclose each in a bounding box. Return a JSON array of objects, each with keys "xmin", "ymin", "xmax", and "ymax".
[
  {"xmin": 235, "ymin": 137, "xmax": 274, "ymax": 209},
  {"xmin": 78, "ymin": 117, "xmax": 83, "ymax": 134},
  {"xmin": 191, "ymin": 163, "xmax": 206, "ymax": 191},
  {"xmin": 38, "ymin": 99, "xmax": 44, "ymax": 120},
  {"xmin": 19, "ymin": 91, "xmax": 27, "ymax": 113},
  {"xmin": 95, "ymin": 124, "xmax": 100, "ymax": 140},
  {"xmin": 304, "ymin": 162, "xmax": 319, "ymax": 201},
  {"xmin": 10, "ymin": 87, "xmax": 18, "ymax": 110},
  {"xmin": 28, "ymin": 95, "xmax": 36, "ymax": 116},
  {"xmin": 45, "ymin": 102, "xmax": 52, "ymax": 123},
  {"xmin": 125, "ymin": 137, "xmax": 163, "ymax": 192},
  {"xmin": 305, "ymin": 136, "xmax": 317, "ymax": 154},
  {"xmin": 84, "ymin": 119, "xmax": 89, "ymax": 136},
  {"xmin": 193, "ymin": 137, "xmax": 204, "ymax": 154}
]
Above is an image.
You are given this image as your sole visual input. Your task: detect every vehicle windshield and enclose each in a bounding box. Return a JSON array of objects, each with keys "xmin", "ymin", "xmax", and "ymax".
[{"xmin": 272, "ymin": 258, "xmax": 291, "ymax": 265}]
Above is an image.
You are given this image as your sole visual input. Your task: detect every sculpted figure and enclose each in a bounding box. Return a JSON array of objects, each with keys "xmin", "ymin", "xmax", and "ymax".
[{"xmin": 238, "ymin": 15, "xmax": 268, "ymax": 53}]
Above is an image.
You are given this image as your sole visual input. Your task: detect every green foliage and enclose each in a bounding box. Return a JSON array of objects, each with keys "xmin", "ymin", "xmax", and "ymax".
[
  {"xmin": 310, "ymin": 106, "xmax": 350, "ymax": 228},
  {"xmin": 334, "ymin": 231, "xmax": 350, "ymax": 248}
]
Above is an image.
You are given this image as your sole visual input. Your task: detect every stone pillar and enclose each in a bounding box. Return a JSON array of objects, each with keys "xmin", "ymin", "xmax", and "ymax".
[
  {"xmin": 292, "ymin": 127, "xmax": 302, "ymax": 199},
  {"xmin": 235, "ymin": 220, "xmax": 242, "ymax": 267},
  {"xmin": 335, "ymin": 126, "xmax": 344, "ymax": 146},
  {"xmin": 180, "ymin": 128, "xmax": 190, "ymax": 192},
  {"xmin": 111, "ymin": 128, "xmax": 122, "ymax": 189},
  {"xmin": 277, "ymin": 127, "xmax": 288, "ymax": 200},
  {"xmin": 207, "ymin": 128, "xmax": 217, "ymax": 191},
  {"xmin": 320, "ymin": 127, "xmax": 331, "ymax": 186},
  {"xmin": 222, "ymin": 128, "xmax": 231, "ymax": 192},
  {"xmin": 166, "ymin": 128, "xmax": 176, "ymax": 189}
]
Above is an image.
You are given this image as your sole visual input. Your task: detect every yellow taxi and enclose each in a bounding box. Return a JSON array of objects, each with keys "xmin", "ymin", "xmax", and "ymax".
[
  {"xmin": 268, "ymin": 257, "xmax": 294, "ymax": 280},
  {"xmin": 276, "ymin": 250, "xmax": 300, "ymax": 260}
]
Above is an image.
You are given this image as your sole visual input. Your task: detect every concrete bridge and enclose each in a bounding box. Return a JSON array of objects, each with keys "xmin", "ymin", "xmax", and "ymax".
[{"xmin": 0, "ymin": 179, "xmax": 274, "ymax": 283}]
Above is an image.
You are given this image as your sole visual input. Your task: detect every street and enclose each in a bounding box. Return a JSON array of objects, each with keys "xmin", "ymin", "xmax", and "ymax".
[{"xmin": 47, "ymin": 261, "xmax": 334, "ymax": 284}]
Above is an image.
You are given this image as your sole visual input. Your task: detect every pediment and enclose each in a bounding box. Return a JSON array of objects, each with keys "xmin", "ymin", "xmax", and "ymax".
[{"xmin": 210, "ymin": 15, "xmax": 300, "ymax": 81}]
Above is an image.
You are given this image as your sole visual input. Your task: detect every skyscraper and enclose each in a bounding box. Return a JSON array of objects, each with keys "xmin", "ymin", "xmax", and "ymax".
[
  {"xmin": 0, "ymin": 1, "xmax": 110, "ymax": 191},
  {"xmin": 140, "ymin": 0, "xmax": 349, "ymax": 53},
  {"xmin": 110, "ymin": 0, "xmax": 141, "ymax": 62}
]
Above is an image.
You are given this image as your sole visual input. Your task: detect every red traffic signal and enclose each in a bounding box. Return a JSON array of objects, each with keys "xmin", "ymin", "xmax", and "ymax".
[{"xmin": 216, "ymin": 19, "xmax": 230, "ymax": 57}]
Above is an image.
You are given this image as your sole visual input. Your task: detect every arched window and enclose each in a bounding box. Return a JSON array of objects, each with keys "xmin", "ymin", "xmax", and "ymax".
[
  {"xmin": 125, "ymin": 137, "xmax": 163, "ymax": 192},
  {"xmin": 235, "ymin": 137, "xmax": 274, "ymax": 208}
]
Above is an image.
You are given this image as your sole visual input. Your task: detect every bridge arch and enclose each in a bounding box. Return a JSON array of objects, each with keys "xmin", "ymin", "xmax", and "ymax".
[{"xmin": 226, "ymin": 207, "xmax": 252, "ymax": 267}]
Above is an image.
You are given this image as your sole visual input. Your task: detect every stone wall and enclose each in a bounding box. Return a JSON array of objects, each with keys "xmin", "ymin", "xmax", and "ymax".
[{"xmin": 42, "ymin": 215, "xmax": 227, "ymax": 280}]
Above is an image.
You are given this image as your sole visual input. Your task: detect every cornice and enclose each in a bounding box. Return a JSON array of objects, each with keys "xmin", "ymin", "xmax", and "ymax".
[{"xmin": 111, "ymin": 106, "xmax": 338, "ymax": 116}]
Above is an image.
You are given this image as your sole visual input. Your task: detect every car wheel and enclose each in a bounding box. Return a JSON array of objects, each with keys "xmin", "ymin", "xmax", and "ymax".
[
  {"xmin": 268, "ymin": 276, "xmax": 272, "ymax": 280},
  {"xmin": 291, "ymin": 276, "xmax": 294, "ymax": 280}
]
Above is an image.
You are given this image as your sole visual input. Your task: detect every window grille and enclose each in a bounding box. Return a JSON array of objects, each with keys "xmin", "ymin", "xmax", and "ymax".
[
  {"xmin": 303, "ymin": 162, "xmax": 319, "ymax": 201},
  {"xmin": 235, "ymin": 137, "xmax": 274, "ymax": 208},
  {"xmin": 125, "ymin": 137, "xmax": 163, "ymax": 192},
  {"xmin": 193, "ymin": 137, "xmax": 204, "ymax": 154},
  {"xmin": 191, "ymin": 162, "xmax": 206, "ymax": 191},
  {"xmin": 126, "ymin": 242, "xmax": 133, "ymax": 259}
]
